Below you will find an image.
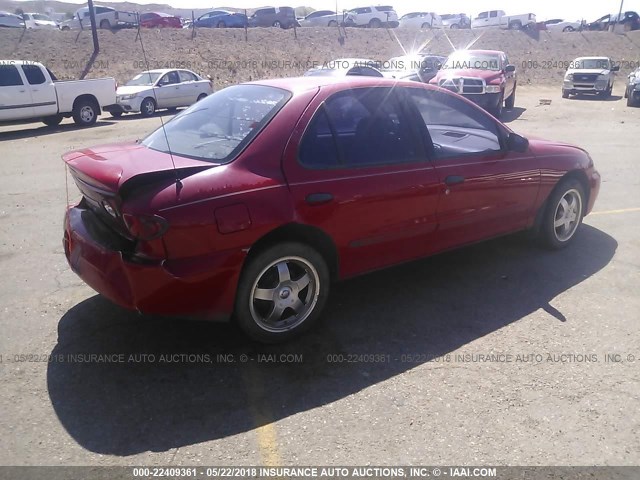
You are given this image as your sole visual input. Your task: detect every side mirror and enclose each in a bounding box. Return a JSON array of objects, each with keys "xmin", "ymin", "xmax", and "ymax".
[
  {"xmin": 507, "ymin": 132, "xmax": 529, "ymax": 153},
  {"xmin": 505, "ymin": 64, "xmax": 516, "ymax": 73},
  {"xmin": 612, "ymin": 65, "xmax": 620, "ymax": 72}
]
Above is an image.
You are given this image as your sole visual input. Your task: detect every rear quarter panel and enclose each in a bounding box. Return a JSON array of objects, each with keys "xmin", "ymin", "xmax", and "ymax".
[{"xmin": 54, "ymin": 78, "xmax": 117, "ymax": 112}]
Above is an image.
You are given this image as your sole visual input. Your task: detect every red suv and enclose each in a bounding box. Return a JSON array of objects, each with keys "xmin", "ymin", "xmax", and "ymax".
[{"xmin": 63, "ymin": 77, "xmax": 600, "ymax": 343}]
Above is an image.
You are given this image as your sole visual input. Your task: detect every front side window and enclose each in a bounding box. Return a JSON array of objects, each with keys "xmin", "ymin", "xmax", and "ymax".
[
  {"xmin": 299, "ymin": 88, "xmax": 420, "ymax": 169},
  {"xmin": 0, "ymin": 65, "xmax": 24, "ymax": 87},
  {"xmin": 407, "ymin": 89, "xmax": 502, "ymax": 159},
  {"xmin": 159, "ymin": 71, "xmax": 179, "ymax": 85},
  {"xmin": 143, "ymin": 85, "xmax": 291, "ymax": 163}
]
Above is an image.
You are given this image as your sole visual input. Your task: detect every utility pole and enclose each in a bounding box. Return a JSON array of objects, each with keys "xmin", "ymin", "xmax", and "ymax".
[
  {"xmin": 616, "ymin": 0, "xmax": 624, "ymax": 28},
  {"xmin": 87, "ymin": 0, "xmax": 99, "ymax": 53}
]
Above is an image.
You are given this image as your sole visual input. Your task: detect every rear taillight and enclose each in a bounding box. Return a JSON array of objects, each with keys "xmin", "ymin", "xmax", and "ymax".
[{"xmin": 123, "ymin": 214, "xmax": 168, "ymax": 240}]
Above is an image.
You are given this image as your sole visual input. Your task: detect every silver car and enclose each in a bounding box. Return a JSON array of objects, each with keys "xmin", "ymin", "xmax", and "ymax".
[
  {"xmin": 0, "ymin": 11, "xmax": 25, "ymax": 28},
  {"xmin": 625, "ymin": 67, "xmax": 640, "ymax": 107},
  {"xmin": 298, "ymin": 10, "xmax": 341, "ymax": 27}
]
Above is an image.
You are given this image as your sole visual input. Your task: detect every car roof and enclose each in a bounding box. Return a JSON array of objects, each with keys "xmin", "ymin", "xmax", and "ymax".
[
  {"xmin": 574, "ymin": 56, "xmax": 610, "ymax": 61},
  {"xmin": 248, "ymin": 75, "xmax": 432, "ymax": 95}
]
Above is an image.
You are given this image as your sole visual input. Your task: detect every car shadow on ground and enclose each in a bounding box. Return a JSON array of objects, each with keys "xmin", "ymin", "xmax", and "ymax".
[
  {"xmin": 109, "ymin": 109, "xmax": 182, "ymax": 121},
  {"xmin": 501, "ymin": 107, "xmax": 526, "ymax": 123},
  {"xmin": 567, "ymin": 94, "xmax": 624, "ymax": 102},
  {"xmin": 0, "ymin": 121, "xmax": 115, "ymax": 142},
  {"xmin": 47, "ymin": 225, "xmax": 616, "ymax": 456}
]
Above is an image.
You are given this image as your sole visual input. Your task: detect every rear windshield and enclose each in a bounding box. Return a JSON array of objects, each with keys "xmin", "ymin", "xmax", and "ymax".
[{"xmin": 142, "ymin": 84, "xmax": 291, "ymax": 164}]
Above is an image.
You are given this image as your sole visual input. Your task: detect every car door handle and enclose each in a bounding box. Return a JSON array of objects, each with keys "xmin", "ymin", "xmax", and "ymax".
[
  {"xmin": 445, "ymin": 175, "xmax": 465, "ymax": 186},
  {"xmin": 305, "ymin": 193, "xmax": 333, "ymax": 205}
]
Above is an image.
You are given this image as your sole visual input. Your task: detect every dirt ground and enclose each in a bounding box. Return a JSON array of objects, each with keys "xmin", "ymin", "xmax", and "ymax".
[
  {"xmin": 1, "ymin": 28, "xmax": 640, "ymax": 88},
  {"xmin": 0, "ymin": 84, "xmax": 638, "ymax": 468}
]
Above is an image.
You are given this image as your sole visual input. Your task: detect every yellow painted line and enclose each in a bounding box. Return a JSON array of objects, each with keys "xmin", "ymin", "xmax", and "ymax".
[
  {"xmin": 590, "ymin": 207, "xmax": 640, "ymax": 216},
  {"xmin": 242, "ymin": 363, "xmax": 282, "ymax": 467}
]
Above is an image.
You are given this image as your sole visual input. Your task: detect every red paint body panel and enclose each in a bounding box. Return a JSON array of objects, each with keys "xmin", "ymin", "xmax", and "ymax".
[{"xmin": 62, "ymin": 77, "xmax": 601, "ymax": 320}]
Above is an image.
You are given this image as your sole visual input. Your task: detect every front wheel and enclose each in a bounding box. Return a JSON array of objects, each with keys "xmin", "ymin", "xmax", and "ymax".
[
  {"xmin": 450, "ymin": 23, "xmax": 459, "ymax": 29},
  {"xmin": 99, "ymin": 19, "xmax": 111, "ymax": 29},
  {"xmin": 490, "ymin": 93, "xmax": 504, "ymax": 118},
  {"xmin": 563, "ymin": 26, "xmax": 575, "ymax": 32},
  {"xmin": 539, "ymin": 179, "xmax": 585, "ymax": 249},
  {"xmin": 140, "ymin": 97, "xmax": 156, "ymax": 117},
  {"xmin": 197, "ymin": 93, "xmax": 208, "ymax": 102},
  {"xmin": 369, "ymin": 18, "xmax": 382, "ymax": 28},
  {"xmin": 328, "ymin": 20, "xmax": 337, "ymax": 27},
  {"xmin": 217, "ymin": 21, "xmax": 226, "ymax": 28},
  {"xmin": 234, "ymin": 242, "xmax": 330, "ymax": 343},
  {"xmin": 562, "ymin": 89, "xmax": 570, "ymax": 99},
  {"xmin": 72, "ymin": 99, "xmax": 98, "ymax": 126},
  {"xmin": 505, "ymin": 86, "xmax": 516, "ymax": 109},
  {"xmin": 273, "ymin": 20, "xmax": 281, "ymax": 28}
]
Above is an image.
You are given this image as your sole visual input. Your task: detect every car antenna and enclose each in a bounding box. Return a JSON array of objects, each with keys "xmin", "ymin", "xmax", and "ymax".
[{"xmin": 136, "ymin": 27, "xmax": 183, "ymax": 193}]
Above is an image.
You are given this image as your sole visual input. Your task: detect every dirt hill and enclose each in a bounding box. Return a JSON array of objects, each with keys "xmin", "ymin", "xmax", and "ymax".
[{"xmin": 1, "ymin": 27, "xmax": 639, "ymax": 88}]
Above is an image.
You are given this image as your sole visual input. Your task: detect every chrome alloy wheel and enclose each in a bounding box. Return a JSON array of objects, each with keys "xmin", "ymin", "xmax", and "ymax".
[
  {"xmin": 553, "ymin": 189, "xmax": 583, "ymax": 242},
  {"xmin": 249, "ymin": 256, "xmax": 320, "ymax": 333},
  {"xmin": 80, "ymin": 105, "xmax": 95, "ymax": 123}
]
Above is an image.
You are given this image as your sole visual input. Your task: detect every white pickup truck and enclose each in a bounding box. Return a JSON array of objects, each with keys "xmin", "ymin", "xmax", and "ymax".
[
  {"xmin": 0, "ymin": 60, "xmax": 117, "ymax": 127},
  {"xmin": 59, "ymin": 6, "xmax": 137, "ymax": 30},
  {"xmin": 471, "ymin": 10, "xmax": 537, "ymax": 30}
]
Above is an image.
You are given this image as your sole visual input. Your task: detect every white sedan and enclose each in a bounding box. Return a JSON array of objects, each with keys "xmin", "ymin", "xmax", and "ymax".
[
  {"xmin": 544, "ymin": 18, "xmax": 583, "ymax": 32},
  {"xmin": 108, "ymin": 69, "xmax": 213, "ymax": 117},
  {"xmin": 399, "ymin": 12, "xmax": 443, "ymax": 29},
  {"xmin": 23, "ymin": 13, "xmax": 58, "ymax": 29}
]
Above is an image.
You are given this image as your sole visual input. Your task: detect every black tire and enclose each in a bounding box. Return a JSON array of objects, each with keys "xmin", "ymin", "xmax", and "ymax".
[
  {"xmin": 490, "ymin": 92, "xmax": 504, "ymax": 118},
  {"xmin": 72, "ymin": 98, "xmax": 98, "ymax": 126},
  {"xmin": 197, "ymin": 93, "xmax": 208, "ymax": 102},
  {"xmin": 599, "ymin": 84, "xmax": 612, "ymax": 99},
  {"xmin": 42, "ymin": 115, "xmax": 63, "ymax": 127},
  {"xmin": 505, "ymin": 86, "xmax": 516, "ymax": 109},
  {"xmin": 328, "ymin": 20, "xmax": 337, "ymax": 27},
  {"xmin": 624, "ymin": 86, "xmax": 629, "ymax": 98},
  {"xmin": 628, "ymin": 93, "xmax": 638, "ymax": 107},
  {"xmin": 234, "ymin": 242, "xmax": 330, "ymax": 343},
  {"xmin": 99, "ymin": 19, "xmax": 111, "ymax": 29},
  {"xmin": 563, "ymin": 26, "xmax": 575, "ymax": 32},
  {"xmin": 539, "ymin": 179, "xmax": 585, "ymax": 249},
  {"xmin": 217, "ymin": 21, "xmax": 226, "ymax": 28},
  {"xmin": 509, "ymin": 21, "xmax": 522, "ymax": 30},
  {"xmin": 140, "ymin": 97, "xmax": 156, "ymax": 117},
  {"xmin": 273, "ymin": 20, "xmax": 281, "ymax": 28},
  {"xmin": 421, "ymin": 22, "xmax": 432, "ymax": 29},
  {"xmin": 369, "ymin": 18, "xmax": 382, "ymax": 28},
  {"xmin": 450, "ymin": 23, "xmax": 459, "ymax": 29},
  {"xmin": 562, "ymin": 89, "xmax": 570, "ymax": 99},
  {"xmin": 110, "ymin": 111, "xmax": 123, "ymax": 118}
]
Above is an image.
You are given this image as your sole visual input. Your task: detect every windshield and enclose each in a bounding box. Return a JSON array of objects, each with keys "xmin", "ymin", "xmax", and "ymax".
[
  {"xmin": 142, "ymin": 85, "xmax": 291, "ymax": 163},
  {"xmin": 126, "ymin": 72, "xmax": 162, "ymax": 86},
  {"xmin": 574, "ymin": 59, "xmax": 610, "ymax": 69},
  {"xmin": 443, "ymin": 52, "xmax": 501, "ymax": 71}
]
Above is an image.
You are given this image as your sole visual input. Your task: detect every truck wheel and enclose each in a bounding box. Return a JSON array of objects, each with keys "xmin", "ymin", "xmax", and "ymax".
[
  {"xmin": 369, "ymin": 18, "xmax": 382, "ymax": 28},
  {"xmin": 628, "ymin": 93, "xmax": 638, "ymax": 107},
  {"xmin": 100, "ymin": 19, "xmax": 111, "ymax": 29},
  {"xmin": 509, "ymin": 20, "xmax": 522, "ymax": 30},
  {"xmin": 72, "ymin": 99, "xmax": 98, "ymax": 126},
  {"xmin": 562, "ymin": 89, "xmax": 570, "ymax": 99},
  {"xmin": 42, "ymin": 115, "xmax": 63, "ymax": 127},
  {"xmin": 234, "ymin": 242, "xmax": 330, "ymax": 343},
  {"xmin": 328, "ymin": 20, "xmax": 338, "ymax": 27},
  {"xmin": 505, "ymin": 86, "xmax": 516, "ymax": 109},
  {"xmin": 450, "ymin": 23, "xmax": 459, "ymax": 29},
  {"xmin": 563, "ymin": 26, "xmax": 575, "ymax": 32},
  {"xmin": 140, "ymin": 97, "xmax": 156, "ymax": 117},
  {"xmin": 197, "ymin": 93, "xmax": 208, "ymax": 102},
  {"xmin": 599, "ymin": 84, "xmax": 612, "ymax": 99},
  {"xmin": 490, "ymin": 93, "xmax": 504, "ymax": 118}
]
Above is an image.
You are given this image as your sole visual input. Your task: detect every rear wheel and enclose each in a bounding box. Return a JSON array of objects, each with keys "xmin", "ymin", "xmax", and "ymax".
[
  {"xmin": 140, "ymin": 97, "xmax": 156, "ymax": 117},
  {"xmin": 563, "ymin": 26, "xmax": 575, "ymax": 32},
  {"xmin": 599, "ymin": 84, "xmax": 612, "ymax": 99},
  {"xmin": 217, "ymin": 21, "xmax": 226, "ymax": 28},
  {"xmin": 42, "ymin": 115, "xmax": 63, "ymax": 127},
  {"xmin": 328, "ymin": 20, "xmax": 337, "ymax": 27},
  {"xmin": 450, "ymin": 23, "xmax": 459, "ymax": 29},
  {"xmin": 72, "ymin": 99, "xmax": 98, "ymax": 126},
  {"xmin": 197, "ymin": 93, "xmax": 208, "ymax": 101},
  {"xmin": 273, "ymin": 20, "xmax": 281, "ymax": 28},
  {"xmin": 539, "ymin": 179, "xmax": 585, "ymax": 249},
  {"xmin": 234, "ymin": 242, "xmax": 330, "ymax": 343},
  {"xmin": 369, "ymin": 18, "xmax": 382, "ymax": 28},
  {"xmin": 509, "ymin": 20, "xmax": 522, "ymax": 30},
  {"xmin": 490, "ymin": 92, "xmax": 504, "ymax": 118}
]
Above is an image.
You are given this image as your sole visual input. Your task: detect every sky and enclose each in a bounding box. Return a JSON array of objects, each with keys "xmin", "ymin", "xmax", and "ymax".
[{"xmin": 20, "ymin": 0, "xmax": 640, "ymax": 21}]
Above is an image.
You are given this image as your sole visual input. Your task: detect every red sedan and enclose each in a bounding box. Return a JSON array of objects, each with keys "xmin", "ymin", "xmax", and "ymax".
[
  {"xmin": 62, "ymin": 77, "xmax": 601, "ymax": 343},
  {"xmin": 139, "ymin": 12, "xmax": 182, "ymax": 28}
]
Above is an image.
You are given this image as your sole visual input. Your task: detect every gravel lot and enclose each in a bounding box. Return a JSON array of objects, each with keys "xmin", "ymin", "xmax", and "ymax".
[{"xmin": 0, "ymin": 85, "xmax": 638, "ymax": 466}]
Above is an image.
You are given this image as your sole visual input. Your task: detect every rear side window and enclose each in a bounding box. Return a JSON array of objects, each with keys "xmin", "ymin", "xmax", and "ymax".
[
  {"xmin": 257, "ymin": 8, "xmax": 276, "ymax": 15},
  {"xmin": 21, "ymin": 65, "xmax": 46, "ymax": 85},
  {"xmin": 376, "ymin": 6, "xmax": 394, "ymax": 12},
  {"xmin": 0, "ymin": 65, "xmax": 24, "ymax": 86},
  {"xmin": 299, "ymin": 88, "xmax": 420, "ymax": 169},
  {"xmin": 178, "ymin": 70, "xmax": 198, "ymax": 82}
]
